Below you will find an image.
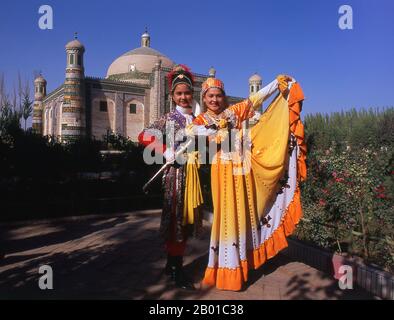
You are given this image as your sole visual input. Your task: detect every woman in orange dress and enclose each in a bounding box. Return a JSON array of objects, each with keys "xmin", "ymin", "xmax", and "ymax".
[{"xmin": 188, "ymin": 75, "xmax": 306, "ymax": 291}]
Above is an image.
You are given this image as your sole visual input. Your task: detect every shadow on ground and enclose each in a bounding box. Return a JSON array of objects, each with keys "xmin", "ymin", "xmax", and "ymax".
[{"xmin": 0, "ymin": 212, "xmax": 377, "ymax": 300}]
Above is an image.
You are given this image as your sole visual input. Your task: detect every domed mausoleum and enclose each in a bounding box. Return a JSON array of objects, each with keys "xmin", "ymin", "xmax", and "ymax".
[
  {"xmin": 106, "ymin": 30, "xmax": 174, "ymax": 80},
  {"xmin": 33, "ymin": 30, "xmax": 255, "ymax": 142}
]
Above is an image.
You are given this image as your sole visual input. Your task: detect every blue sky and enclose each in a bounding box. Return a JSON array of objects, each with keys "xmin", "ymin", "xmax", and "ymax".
[{"xmin": 0, "ymin": 0, "xmax": 393, "ymax": 118}]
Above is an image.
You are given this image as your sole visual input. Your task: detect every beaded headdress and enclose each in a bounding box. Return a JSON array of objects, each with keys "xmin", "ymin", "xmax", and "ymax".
[
  {"xmin": 167, "ymin": 64, "xmax": 194, "ymax": 92},
  {"xmin": 201, "ymin": 77, "xmax": 225, "ymax": 96}
]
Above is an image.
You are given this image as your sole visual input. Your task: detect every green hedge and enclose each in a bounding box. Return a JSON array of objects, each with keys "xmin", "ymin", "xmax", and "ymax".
[
  {"xmin": 297, "ymin": 107, "xmax": 394, "ymax": 272},
  {"xmin": 0, "ymin": 125, "xmax": 162, "ymax": 221}
]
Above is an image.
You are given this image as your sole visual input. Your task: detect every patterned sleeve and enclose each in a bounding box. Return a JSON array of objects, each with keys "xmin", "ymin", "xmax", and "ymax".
[
  {"xmin": 192, "ymin": 114, "xmax": 208, "ymax": 126},
  {"xmin": 138, "ymin": 114, "xmax": 168, "ymax": 154},
  {"xmin": 228, "ymin": 79, "xmax": 279, "ymax": 123},
  {"xmin": 249, "ymin": 79, "xmax": 279, "ymax": 108},
  {"xmin": 228, "ymin": 99, "xmax": 255, "ymax": 123},
  {"xmin": 184, "ymin": 114, "xmax": 209, "ymax": 136}
]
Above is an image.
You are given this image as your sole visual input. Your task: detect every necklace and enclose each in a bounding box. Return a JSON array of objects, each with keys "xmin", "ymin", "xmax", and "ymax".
[{"xmin": 205, "ymin": 110, "xmax": 226, "ymax": 123}]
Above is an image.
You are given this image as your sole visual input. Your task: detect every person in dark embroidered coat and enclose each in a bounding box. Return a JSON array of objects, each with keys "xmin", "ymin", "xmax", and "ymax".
[{"xmin": 138, "ymin": 64, "xmax": 211, "ymax": 289}]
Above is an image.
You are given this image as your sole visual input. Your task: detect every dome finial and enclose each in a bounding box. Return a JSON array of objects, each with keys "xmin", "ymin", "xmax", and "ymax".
[
  {"xmin": 141, "ymin": 28, "xmax": 150, "ymax": 47},
  {"xmin": 208, "ymin": 66, "xmax": 216, "ymax": 78},
  {"xmin": 249, "ymin": 72, "xmax": 262, "ymax": 82}
]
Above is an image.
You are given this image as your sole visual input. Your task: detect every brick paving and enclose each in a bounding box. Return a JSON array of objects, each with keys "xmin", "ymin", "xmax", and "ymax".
[{"xmin": 0, "ymin": 210, "xmax": 377, "ymax": 300}]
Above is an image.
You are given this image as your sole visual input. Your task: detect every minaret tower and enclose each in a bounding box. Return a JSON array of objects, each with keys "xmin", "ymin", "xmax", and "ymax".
[
  {"xmin": 249, "ymin": 73, "xmax": 262, "ymax": 95},
  {"xmin": 32, "ymin": 74, "xmax": 47, "ymax": 134},
  {"xmin": 62, "ymin": 33, "xmax": 85, "ymax": 141}
]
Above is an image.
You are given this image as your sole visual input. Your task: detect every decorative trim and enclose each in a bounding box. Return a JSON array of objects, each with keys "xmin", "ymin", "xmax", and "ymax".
[{"xmin": 42, "ymin": 85, "xmax": 64, "ymax": 103}]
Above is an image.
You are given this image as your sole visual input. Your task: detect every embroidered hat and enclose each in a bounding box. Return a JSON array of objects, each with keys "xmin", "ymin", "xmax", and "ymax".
[
  {"xmin": 201, "ymin": 77, "xmax": 225, "ymax": 96},
  {"xmin": 167, "ymin": 64, "xmax": 194, "ymax": 92}
]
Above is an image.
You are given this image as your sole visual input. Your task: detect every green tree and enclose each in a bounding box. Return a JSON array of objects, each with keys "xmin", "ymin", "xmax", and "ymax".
[{"xmin": 21, "ymin": 82, "xmax": 33, "ymax": 131}]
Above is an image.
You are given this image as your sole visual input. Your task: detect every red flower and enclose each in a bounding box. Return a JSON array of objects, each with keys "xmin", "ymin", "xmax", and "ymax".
[
  {"xmin": 319, "ymin": 199, "xmax": 327, "ymax": 206},
  {"xmin": 335, "ymin": 177, "xmax": 344, "ymax": 183}
]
